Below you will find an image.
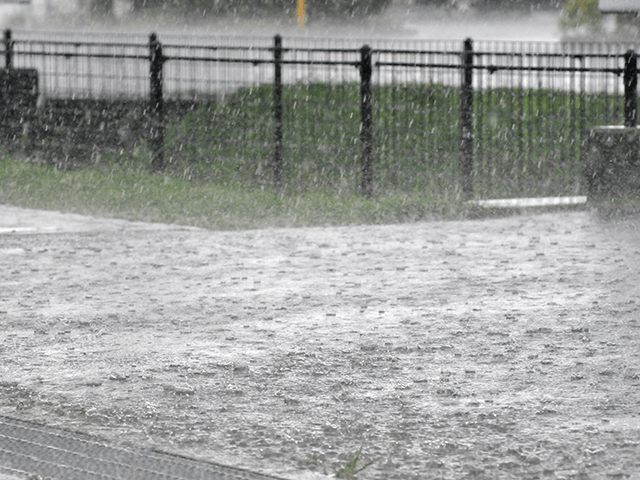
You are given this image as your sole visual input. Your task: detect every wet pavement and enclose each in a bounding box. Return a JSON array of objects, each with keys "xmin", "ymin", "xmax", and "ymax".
[{"xmin": 1, "ymin": 203, "xmax": 639, "ymax": 479}]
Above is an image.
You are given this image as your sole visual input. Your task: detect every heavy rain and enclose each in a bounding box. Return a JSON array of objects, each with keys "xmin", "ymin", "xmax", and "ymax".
[{"xmin": 1, "ymin": 0, "xmax": 640, "ymax": 479}]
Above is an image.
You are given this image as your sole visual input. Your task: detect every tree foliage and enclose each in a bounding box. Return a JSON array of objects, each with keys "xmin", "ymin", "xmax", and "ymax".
[{"xmin": 559, "ymin": 0, "xmax": 602, "ymax": 32}]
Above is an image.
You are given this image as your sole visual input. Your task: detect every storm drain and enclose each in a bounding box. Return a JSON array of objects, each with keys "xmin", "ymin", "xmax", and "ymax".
[{"xmin": 0, "ymin": 416, "xmax": 284, "ymax": 480}]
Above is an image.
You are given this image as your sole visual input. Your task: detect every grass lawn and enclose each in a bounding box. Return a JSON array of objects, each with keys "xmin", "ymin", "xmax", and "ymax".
[{"xmin": 0, "ymin": 155, "xmax": 477, "ymax": 230}]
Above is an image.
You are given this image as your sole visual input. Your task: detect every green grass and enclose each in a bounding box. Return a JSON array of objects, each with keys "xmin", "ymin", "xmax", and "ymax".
[
  {"xmin": 0, "ymin": 154, "xmax": 474, "ymax": 230},
  {"xmin": 309, "ymin": 445, "xmax": 376, "ymax": 479},
  {"xmin": 162, "ymin": 83, "xmax": 624, "ymax": 199},
  {"xmin": 0, "ymin": 80, "xmax": 619, "ymax": 227}
]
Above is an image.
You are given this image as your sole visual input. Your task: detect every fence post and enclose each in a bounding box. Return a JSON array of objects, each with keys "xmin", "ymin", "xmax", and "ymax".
[
  {"xmin": 149, "ymin": 33, "xmax": 165, "ymax": 172},
  {"xmin": 273, "ymin": 34, "xmax": 283, "ymax": 189},
  {"xmin": 460, "ymin": 38, "xmax": 474, "ymax": 198},
  {"xmin": 4, "ymin": 29, "xmax": 12, "ymax": 70},
  {"xmin": 624, "ymin": 49, "xmax": 637, "ymax": 128},
  {"xmin": 360, "ymin": 44, "xmax": 373, "ymax": 196}
]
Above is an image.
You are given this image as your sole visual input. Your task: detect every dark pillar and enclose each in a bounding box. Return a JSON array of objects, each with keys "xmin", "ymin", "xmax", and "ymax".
[
  {"xmin": 4, "ymin": 29, "xmax": 12, "ymax": 70},
  {"xmin": 624, "ymin": 49, "xmax": 637, "ymax": 128},
  {"xmin": 460, "ymin": 38, "xmax": 474, "ymax": 198},
  {"xmin": 273, "ymin": 34, "xmax": 283, "ymax": 189},
  {"xmin": 360, "ymin": 44, "xmax": 373, "ymax": 196},
  {"xmin": 150, "ymin": 33, "xmax": 165, "ymax": 172}
]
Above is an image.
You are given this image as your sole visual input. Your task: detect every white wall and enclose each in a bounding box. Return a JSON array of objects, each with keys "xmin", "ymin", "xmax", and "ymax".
[
  {"xmin": 0, "ymin": 0, "xmax": 77, "ymax": 27},
  {"xmin": 0, "ymin": 0, "xmax": 133, "ymax": 28},
  {"xmin": 33, "ymin": 0, "xmax": 79, "ymax": 18}
]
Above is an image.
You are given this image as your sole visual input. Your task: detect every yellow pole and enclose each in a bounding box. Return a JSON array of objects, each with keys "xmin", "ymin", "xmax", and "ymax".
[{"xmin": 297, "ymin": 0, "xmax": 305, "ymax": 26}]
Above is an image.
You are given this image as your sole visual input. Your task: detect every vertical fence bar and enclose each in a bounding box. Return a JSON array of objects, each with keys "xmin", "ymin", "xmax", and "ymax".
[
  {"xmin": 273, "ymin": 34, "xmax": 283, "ymax": 189},
  {"xmin": 360, "ymin": 44, "xmax": 373, "ymax": 196},
  {"xmin": 475, "ymin": 50, "xmax": 484, "ymax": 193},
  {"xmin": 4, "ymin": 29, "xmax": 12, "ymax": 70},
  {"xmin": 579, "ymin": 53, "xmax": 587, "ymax": 195},
  {"xmin": 460, "ymin": 38, "xmax": 474, "ymax": 198},
  {"xmin": 149, "ymin": 33, "xmax": 165, "ymax": 172},
  {"xmin": 624, "ymin": 49, "xmax": 637, "ymax": 128}
]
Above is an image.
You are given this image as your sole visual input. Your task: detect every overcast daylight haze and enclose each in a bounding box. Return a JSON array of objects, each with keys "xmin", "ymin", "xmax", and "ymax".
[{"xmin": 1, "ymin": 0, "xmax": 640, "ymax": 480}]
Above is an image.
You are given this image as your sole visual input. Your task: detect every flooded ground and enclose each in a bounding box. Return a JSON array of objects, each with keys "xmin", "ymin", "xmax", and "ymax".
[{"xmin": 1, "ymin": 205, "xmax": 639, "ymax": 479}]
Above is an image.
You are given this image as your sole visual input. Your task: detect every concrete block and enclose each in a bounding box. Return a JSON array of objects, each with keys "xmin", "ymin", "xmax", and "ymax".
[
  {"xmin": 583, "ymin": 125, "xmax": 640, "ymax": 199},
  {"xmin": 0, "ymin": 68, "xmax": 38, "ymax": 143}
]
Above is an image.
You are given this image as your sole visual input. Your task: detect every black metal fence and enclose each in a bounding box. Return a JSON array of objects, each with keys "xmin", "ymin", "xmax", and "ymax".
[{"xmin": 2, "ymin": 29, "xmax": 638, "ymax": 198}]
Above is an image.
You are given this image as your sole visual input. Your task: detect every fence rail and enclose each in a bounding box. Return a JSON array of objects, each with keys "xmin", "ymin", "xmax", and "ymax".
[{"xmin": 1, "ymin": 29, "xmax": 639, "ymax": 198}]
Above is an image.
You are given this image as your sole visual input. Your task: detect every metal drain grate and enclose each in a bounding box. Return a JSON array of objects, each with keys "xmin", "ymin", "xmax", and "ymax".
[{"xmin": 0, "ymin": 416, "xmax": 284, "ymax": 480}]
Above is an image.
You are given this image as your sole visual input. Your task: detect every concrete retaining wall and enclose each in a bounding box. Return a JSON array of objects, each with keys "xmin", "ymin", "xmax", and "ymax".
[{"xmin": 583, "ymin": 125, "xmax": 640, "ymax": 200}]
